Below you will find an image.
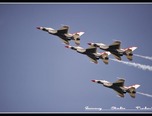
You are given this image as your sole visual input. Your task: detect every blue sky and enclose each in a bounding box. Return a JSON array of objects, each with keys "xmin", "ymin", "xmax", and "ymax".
[{"xmin": 0, "ymin": 3, "xmax": 152, "ymax": 113}]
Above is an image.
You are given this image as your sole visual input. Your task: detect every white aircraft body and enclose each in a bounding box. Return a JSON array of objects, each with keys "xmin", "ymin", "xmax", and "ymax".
[
  {"xmin": 65, "ymin": 45, "xmax": 111, "ymax": 64},
  {"xmin": 37, "ymin": 25, "xmax": 84, "ymax": 45},
  {"xmin": 88, "ymin": 41, "xmax": 137, "ymax": 61},
  {"xmin": 91, "ymin": 78, "xmax": 140, "ymax": 98}
]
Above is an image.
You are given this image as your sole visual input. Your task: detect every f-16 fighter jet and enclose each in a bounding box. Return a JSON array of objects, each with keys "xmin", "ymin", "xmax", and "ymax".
[
  {"xmin": 65, "ymin": 45, "xmax": 111, "ymax": 64},
  {"xmin": 37, "ymin": 25, "xmax": 84, "ymax": 45},
  {"xmin": 91, "ymin": 78, "xmax": 140, "ymax": 98},
  {"xmin": 88, "ymin": 41, "xmax": 137, "ymax": 61}
]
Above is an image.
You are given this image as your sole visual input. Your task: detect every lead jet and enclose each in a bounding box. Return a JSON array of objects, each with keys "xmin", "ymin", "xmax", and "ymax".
[
  {"xmin": 37, "ymin": 25, "xmax": 84, "ymax": 45},
  {"xmin": 91, "ymin": 78, "xmax": 140, "ymax": 98},
  {"xmin": 65, "ymin": 45, "xmax": 111, "ymax": 64},
  {"xmin": 88, "ymin": 41, "xmax": 137, "ymax": 61}
]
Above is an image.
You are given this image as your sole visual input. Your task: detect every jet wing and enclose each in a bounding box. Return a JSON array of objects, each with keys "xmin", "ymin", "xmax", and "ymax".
[
  {"xmin": 111, "ymin": 53, "xmax": 122, "ymax": 60},
  {"xmin": 59, "ymin": 37, "xmax": 69, "ymax": 45},
  {"xmin": 109, "ymin": 41, "xmax": 121, "ymax": 50},
  {"xmin": 114, "ymin": 90, "xmax": 125, "ymax": 98},
  {"xmin": 112, "ymin": 79, "xmax": 125, "ymax": 97},
  {"xmin": 113, "ymin": 79, "xmax": 125, "ymax": 87},
  {"xmin": 87, "ymin": 55, "xmax": 98, "ymax": 64},
  {"xmin": 57, "ymin": 25, "xmax": 69, "ymax": 34},
  {"xmin": 86, "ymin": 46, "xmax": 97, "ymax": 54},
  {"xmin": 85, "ymin": 47, "xmax": 98, "ymax": 64}
]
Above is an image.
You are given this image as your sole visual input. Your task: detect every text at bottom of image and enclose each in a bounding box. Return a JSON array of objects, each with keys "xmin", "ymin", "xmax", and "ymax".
[{"xmin": 85, "ymin": 106, "xmax": 152, "ymax": 112}]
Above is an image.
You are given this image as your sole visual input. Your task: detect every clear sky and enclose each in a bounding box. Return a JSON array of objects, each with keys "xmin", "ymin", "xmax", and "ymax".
[{"xmin": 0, "ymin": 2, "xmax": 152, "ymax": 113}]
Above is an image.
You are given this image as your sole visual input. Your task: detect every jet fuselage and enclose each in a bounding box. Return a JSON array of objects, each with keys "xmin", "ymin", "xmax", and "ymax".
[
  {"xmin": 76, "ymin": 49, "xmax": 99, "ymax": 60},
  {"xmin": 100, "ymin": 47, "xmax": 124, "ymax": 57}
]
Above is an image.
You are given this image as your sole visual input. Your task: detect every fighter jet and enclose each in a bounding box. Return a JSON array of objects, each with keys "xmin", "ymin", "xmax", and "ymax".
[
  {"xmin": 88, "ymin": 40, "xmax": 137, "ymax": 61},
  {"xmin": 37, "ymin": 25, "xmax": 84, "ymax": 45},
  {"xmin": 91, "ymin": 78, "xmax": 140, "ymax": 98},
  {"xmin": 65, "ymin": 45, "xmax": 111, "ymax": 64}
]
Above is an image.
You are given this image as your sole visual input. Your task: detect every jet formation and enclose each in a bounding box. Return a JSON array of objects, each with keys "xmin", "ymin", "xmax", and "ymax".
[
  {"xmin": 37, "ymin": 25, "xmax": 137, "ymax": 63},
  {"xmin": 37, "ymin": 24, "xmax": 140, "ymax": 98},
  {"xmin": 91, "ymin": 78, "xmax": 140, "ymax": 98}
]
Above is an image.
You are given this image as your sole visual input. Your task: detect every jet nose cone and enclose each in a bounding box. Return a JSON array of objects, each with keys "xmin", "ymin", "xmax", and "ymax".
[
  {"xmin": 36, "ymin": 27, "xmax": 41, "ymax": 29},
  {"xmin": 65, "ymin": 46, "xmax": 70, "ymax": 48},
  {"xmin": 65, "ymin": 46, "xmax": 69, "ymax": 48},
  {"xmin": 88, "ymin": 42, "xmax": 91, "ymax": 45},
  {"xmin": 91, "ymin": 80, "xmax": 95, "ymax": 82}
]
